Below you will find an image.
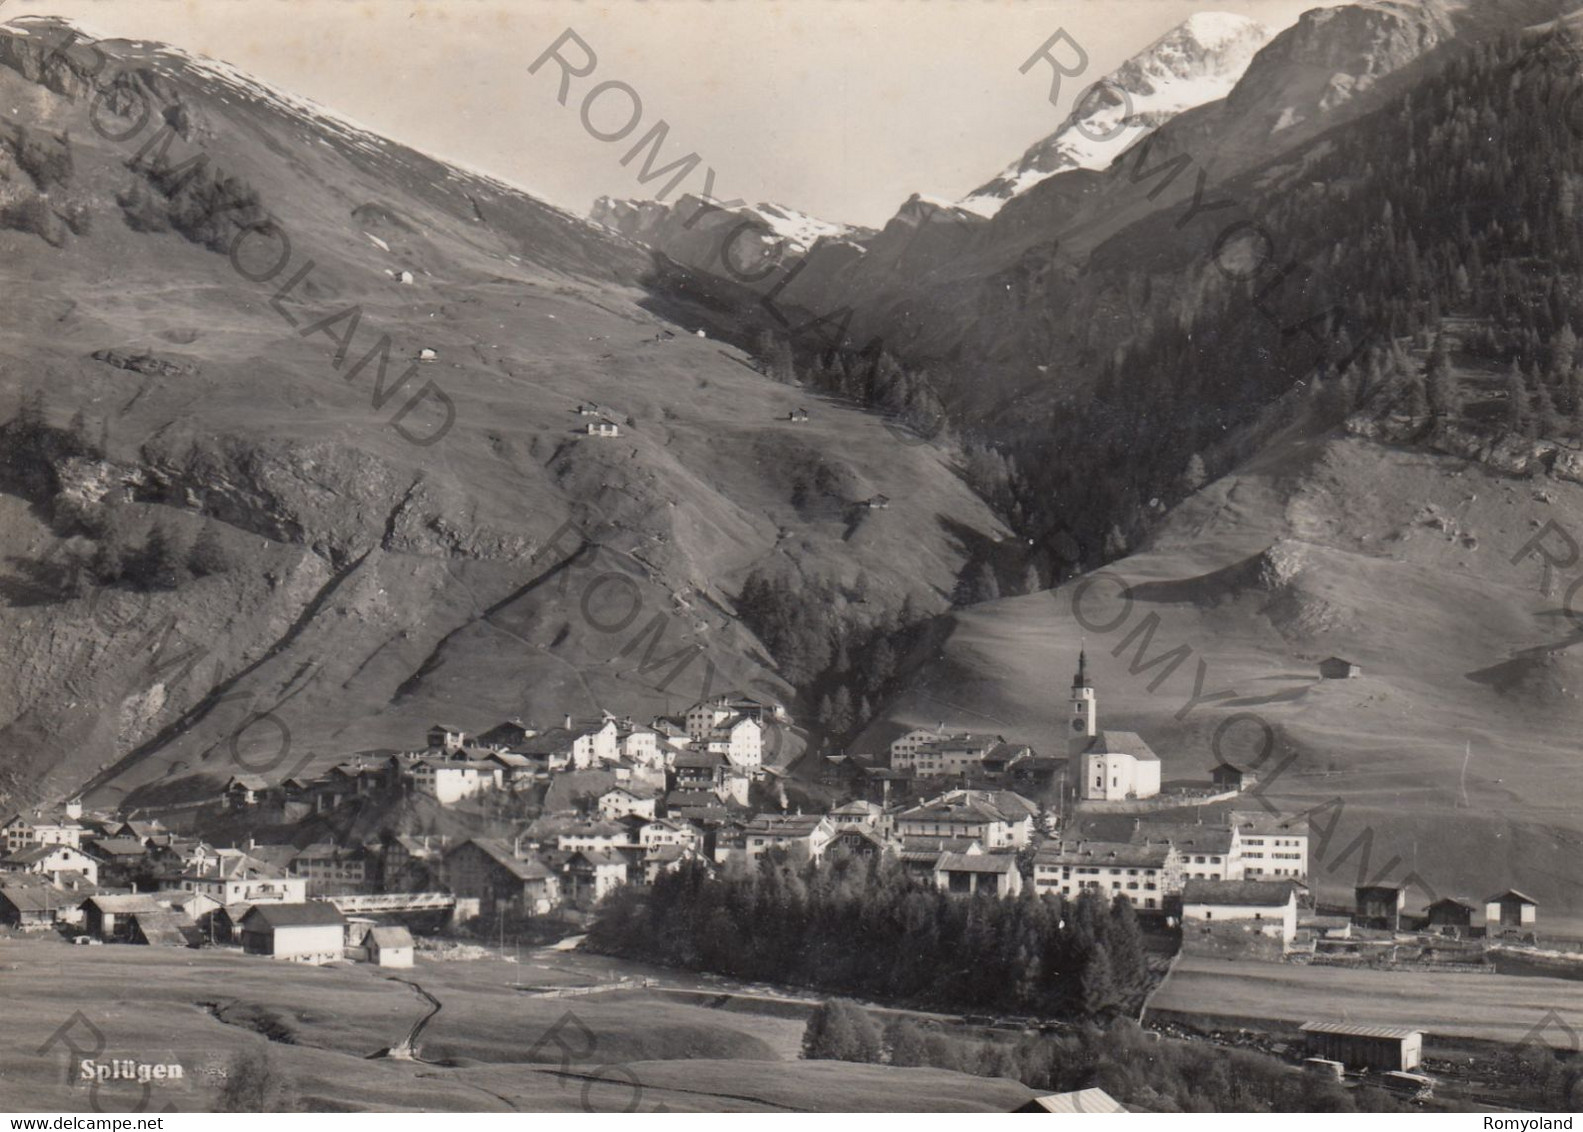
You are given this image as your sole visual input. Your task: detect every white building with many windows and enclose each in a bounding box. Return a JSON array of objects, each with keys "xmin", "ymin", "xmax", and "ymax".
[
  {"xmin": 1230, "ymin": 811, "xmax": 1309, "ymax": 879},
  {"xmin": 1032, "ymin": 839, "xmax": 1181, "ymax": 910}
]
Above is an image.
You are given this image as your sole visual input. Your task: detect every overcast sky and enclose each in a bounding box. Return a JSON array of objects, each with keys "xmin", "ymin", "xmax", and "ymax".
[{"xmin": 10, "ymin": 0, "xmax": 1343, "ymax": 227}]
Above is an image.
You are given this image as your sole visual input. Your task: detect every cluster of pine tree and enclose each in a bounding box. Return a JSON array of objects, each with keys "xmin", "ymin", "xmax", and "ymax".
[
  {"xmin": 587, "ymin": 854, "xmax": 1149, "ymax": 1019},
  {"xmin": 735, "ymin": 568, "xmax": 934, "ymax": 740}
]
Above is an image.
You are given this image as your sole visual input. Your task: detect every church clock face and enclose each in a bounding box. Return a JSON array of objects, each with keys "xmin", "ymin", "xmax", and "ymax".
[{"xmin": 1071, "ymin": 718, "xmax": 1085, "ymax": 732}]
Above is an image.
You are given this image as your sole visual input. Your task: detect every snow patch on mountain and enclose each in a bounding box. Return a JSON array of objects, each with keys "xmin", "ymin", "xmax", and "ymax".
[{"xmin": 960, "ymin": 11, "xmax": 1273, "ymax": 218}]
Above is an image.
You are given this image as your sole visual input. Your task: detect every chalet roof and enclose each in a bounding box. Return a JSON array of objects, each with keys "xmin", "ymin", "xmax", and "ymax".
[
  {"xmin": 1183, "ymin": 879, "xmax": 1298, "ymax": 907},
  {"xmin": 672, "ymin": 749, "xmax": 726, "ymax": 769},
  {"xmin": 82, "ymin": 894, "xmax": 162, "ymax": 914},
  {"xmin": 899, "ymin": 836, "xmax": 980, "ymax": 861},
  {"xmin": 452, "ymin": 839, "xmax": 554, "ymax": 881},
  {"xmin": 1299, "ymin": 1020, "xmax": 1421, "ymax": 1041},
  {"xmin": 744, "ymin": 814, "xmax": 826, "ymax": 837},
  {"xmin": 518, "ymin": 727, "xmax": 578, "ymax": 755},
  {"xmin": 935, "ymin": 852, "xmax": 1017, "ymax": 875},
  {"xmin": 1426, "ymin": 896, "xmax": 1477, "ymax": 911},
  {"xmin": 1486, "ymin": 889, "xmax": 1539, "ymax": 906},
  {"xmin": 566, "ymin": 847, "xmax": 627, "ymax": 868},
  {"xmin": 240, "ymin": 902, "xmax": 346, "ymax": 930},
  {"xmin": 0, "ymin": 885, "xmax": 65, "ymax": 912},
  {"xmin": 370, "ymin": 926, "xmax": 415, "ymax": 949},
  {"xmin": 1139, "ymin": 824, "xmax": 1234, "ymax": 855},
  {"xmin": 898, "ymin": 798, "xmax": 1017, "ymax": 825},
  {"xmin": 1078, "ymin": 730, "xmax": 1159, "ymax": 761},
  {"xmin": 1320, "ymin": 657, "xmax": 1359, "ymax": 666},
  {"xmin": 130, "ymin": 910, "xmax": 191, "ymax": 947},
  {"xmin": 227, "ymin": 775, "xmax": 268, "ymax": 791},
  {"xmin": 829, "ymin": 800, "xmax": 883, "ymax": 818},
  {"xmin": 88, "ymin": 838, "xmax": 149, "ymax": 858},
  {"xmin": 828, "ymin": 827, "xmax": 886, "ymax": 851}
]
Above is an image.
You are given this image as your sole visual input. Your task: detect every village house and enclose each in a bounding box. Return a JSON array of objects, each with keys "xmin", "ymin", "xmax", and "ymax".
[
  {"xmin": 596, "ymin": 786, "xmax": 658, "ymax": 821},
  {"xmin": 1142, "ymin": 823, "xmax": 1242, "ymax": 882},
  {"xmin": 288, "ymin": 843, "xmax": 377, "ymax": 898},
  {"xmin": 638, "ymin": 818, "xmax": 700, "ymax": 853},
  {"xmin": 380, "ymin": 834, "xmax": 442, "ymax": 892},
  {"xmin": 826, "ymin": 826, "xmax": 889, "ymax": 860},
  {"xmin": 1, "ymin": 843, "xmax": 100, "ymax": 886},
  {"xmin": 585, "ymin": 418, "xmax": 620, "ymax": 437},
  {"xmin": 684, "ymin": 693, "xmax": 782, "ymax": 741},
  {"xmin": 934, "ymin": 853, "xmax": 1023, "ymax": 898},
  {"xmin": 643, "ymin": 844, "xmax": 708, "ymax": 884},
  {"xmin": 554, "ymin": 848, "xmax": 629, "ymax": 908},
  {"xmin": 166, "ymin": 851, "xmax": 307, "ymax": 906},
  {"xmin": 239, "ymin": 902, "xmax": 347, "ymax": 964},
  {"xmin": 670, "ymin": 749, "xmax": 728, "ymax": 794},
  {"xmin": 1, "ymin": 811, "xmax": 87, "ymax": 853},
  {"xmin": 1230, "ymin": 811, "xmax": 1309, "ymax": 879},
  {"xmin": 827, "ymin": 799, "xmax": 887, "ymax": 833},
  {"xmin": 892, "ymin": 732, "xmax": 1009, "ymax": 777},
  {"xmin": 408, "ymin": 756, "xmax": 499, "ymax": 805},
  {"xmin": 83, "ymin": 838, "xmax": 152, "ymax": 887},
  {"xmin": 428, "ymin": 723, "xmax": 470, "ymax": 752},
  {"xmin": 705, "ymin": 714, "xmax": 765, "ymax": 771},
  {"xmin": 444, "ymin": 838, "xmax": 560, "ymax": 918},
  {"xmin": 898, "ymin": 836, "xmax": 982, "ymax": 878},
  {"xmin": 482, "ymin": 750, "xmax": 538, "ymax": 790},
  {"xmin": 225, "ymin": 775, "xmax": 269, "ymax": 808},
  {"xmin": 896, "ymin": 792, "xmax": 1034, "ymax": 850},
  {"xmin": 1182, "ymin": 879, "xmax": 1300, "ymax": 943},
  {"xmin": 475, "ymin": 719, "xmax": 537, "ymax": 749},
  {"xmin": 742, "ymin": 814, "xmax": 834, "ymax": 863},
  {"xmin": 556, "ymin": 820, "xmax": 635, "ymax": 853},
  {"xmin": 1033, "ymin": 839, "xmax": 1181, "ymax": 910},
  {"xmin": 616, "ymin": 722, "xmax": 664, "ymax": 766},
  {"xmin": 1210, "ymin": 761, "xmax": 1257, "ymax": 792}
]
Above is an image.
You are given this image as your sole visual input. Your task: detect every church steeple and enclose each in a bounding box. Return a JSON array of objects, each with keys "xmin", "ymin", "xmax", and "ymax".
[{"xmin": 1069, "ymin": 646, "xmax": 1097, "ymax": 741}]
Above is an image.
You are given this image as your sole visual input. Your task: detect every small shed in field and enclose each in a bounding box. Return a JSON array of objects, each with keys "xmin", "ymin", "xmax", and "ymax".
[
  {"xmin": 368, "ymin": 925, "xmax": 415, "ymax": 968},
  {"xmin": 1319, "ymin": 657, "xmax": 1361, "ymax": 680},
  {"xmin": 1485, "ymin": 889, "xmax": 1538, "ymax": 932}
]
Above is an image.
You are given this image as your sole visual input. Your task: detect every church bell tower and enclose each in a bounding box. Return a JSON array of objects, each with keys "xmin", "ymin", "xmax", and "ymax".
[{"xmin": 1070, "ymin": 648, "xmax": 1097, "ymax": 744}]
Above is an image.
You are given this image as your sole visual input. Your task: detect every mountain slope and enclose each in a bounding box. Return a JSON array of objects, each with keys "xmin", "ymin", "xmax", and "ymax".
[{"xmin": 0, "ymin": 17, "xmax": 1004, "ymax": 809}]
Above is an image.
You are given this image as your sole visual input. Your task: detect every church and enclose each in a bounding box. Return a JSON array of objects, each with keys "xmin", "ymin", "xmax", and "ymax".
[{"xmin": 1068, "ymin": 651, "xmax": 1161, "ymax": 802}]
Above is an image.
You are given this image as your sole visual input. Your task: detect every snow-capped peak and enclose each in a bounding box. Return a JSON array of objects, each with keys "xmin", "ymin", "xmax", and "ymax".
[{"xmin": 959, "ymin": 12, "xmax": 1272, "ymax": 218}]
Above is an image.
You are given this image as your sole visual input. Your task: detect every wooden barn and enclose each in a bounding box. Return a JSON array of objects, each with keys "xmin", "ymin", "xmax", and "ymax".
[
  {"xmin": 1319, "ymin": 657, "xmax": 1362, "ymax": 680},
  {"xmin": 1485, "ymin": 890, "xmax": 1538, "ymax": 933}
]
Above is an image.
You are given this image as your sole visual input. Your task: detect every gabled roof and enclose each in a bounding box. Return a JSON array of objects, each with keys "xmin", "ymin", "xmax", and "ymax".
[
  {"xmin": 370, "ymin": 926, "xmax": 414, "ymax": 949},
  {"xmin": 4, "ymin": 844, "xmax": 83, "ymax": 866},
  {"xmin": 744, "ymin": 814, "xmax": 827, "ymax": 837},
  {"xmin": 935, "ymin": 852, "xmax": 1017, "ymax": 875},
  {"xmin": 82, "ymin": 894, "xmax": 163, "ymax": 914},
  {"xmin": 1183, "ymin": 879, "xmax": 1297, "ymax": 907},
  {"xmin": 1078, "ymin": 730, "xmax": 1159, "ymax": 761},
  {"xmin": 240, "ymin": 902, "xmax": 346, "ymax": 929},
  {"xmin": 87, "ymin": 838, "xmax": 149, "ymax": 858},
  {"xmin": 672, "ymin": 749, "xmax": 726, "ymax": 769},
  {"xmin": 1486, "ymin": 889, "xmax": 1539, "ymax": 906},
  {"xmin": 227, "ymin": 775, "xmax": 268, "ymax": 791},
  {"xmin": 451, "ymin": 839, "xmax": 554, "ymax": 881},
  {"xmin": 0, "ymin": 885, "xmax": 66, "ymax": 912}
]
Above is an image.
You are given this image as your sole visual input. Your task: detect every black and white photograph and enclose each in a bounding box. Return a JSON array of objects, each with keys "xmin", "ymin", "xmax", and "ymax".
[{"xmin": 0, "ymin": 0, "xmax": 1580, "ymax": 1117}]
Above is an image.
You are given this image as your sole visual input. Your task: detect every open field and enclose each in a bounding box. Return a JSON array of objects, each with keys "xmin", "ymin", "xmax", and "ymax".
[
  {"xmin": 0, "ymin": 935, "xmax": 1032, "ymax": 1112},
  {"xmin": 1148, "ymin": 955, "xmax": 1583, "ymax": 1049}
]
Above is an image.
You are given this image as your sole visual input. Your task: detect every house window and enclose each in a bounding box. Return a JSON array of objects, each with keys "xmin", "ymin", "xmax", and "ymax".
[{"xmin": 1205, "ymin": 910, "xmax": 1213, "ymax": 920}]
